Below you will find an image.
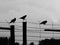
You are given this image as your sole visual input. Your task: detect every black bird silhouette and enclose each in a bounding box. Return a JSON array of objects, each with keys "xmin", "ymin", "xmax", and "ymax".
[
  {"xmin": 40, "ymin": 20, "xmax": 47, "ymax": 25},
  {"xmin": 9, "ymin": 18, "xmax": 16, "ymax": 23},
  {"xmin": 19, "ymin": 15, "xmax": 27, "ymax": 20}
]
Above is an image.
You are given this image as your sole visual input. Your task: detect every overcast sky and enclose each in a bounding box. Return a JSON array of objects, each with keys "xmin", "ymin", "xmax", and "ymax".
[
  {"xmin": 0, "ymin": 0, "xmax": 60, "ymax": 44},
  {"xmin": 0, "ymin": 0, "xmax": 60, "ymax": 24}
]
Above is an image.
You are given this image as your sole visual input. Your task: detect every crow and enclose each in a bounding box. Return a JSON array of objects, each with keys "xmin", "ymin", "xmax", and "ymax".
[
  {"xmin": 40, "ymin": 20, "xmax": 47, "ymax": 25},
  {"xmin": 19, "ymin": 15, "xmax": 27, "ymax": 20},
  {"xmin": 9, "ymin": 18, "xmax": 16, "ymax": 23}
]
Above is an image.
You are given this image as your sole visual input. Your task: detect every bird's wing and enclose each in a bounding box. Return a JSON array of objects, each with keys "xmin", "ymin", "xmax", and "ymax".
[
  {"xmin": 20, "ymin": 15, "xmax": 27, "ymax": 19},
  {"xmin": 10, "ymin": 19, "xmax": 14, "ymax": 23},
  {"xmin": 40, "ymin": 21, "xmax": 47, "ymax": 24}
]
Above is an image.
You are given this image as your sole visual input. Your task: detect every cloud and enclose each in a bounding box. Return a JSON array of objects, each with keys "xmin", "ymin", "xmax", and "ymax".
[{"xmin": 0, "ymin": 0, "xmax": 60, "ymax": 23}]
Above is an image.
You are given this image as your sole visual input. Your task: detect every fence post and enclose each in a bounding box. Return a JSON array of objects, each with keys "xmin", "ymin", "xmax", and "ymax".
[
  {"xmin": 23, "ymin": 21, "xmax": 27, "ymax": 45},
  {"xmin": 10, "ymin": 25, "xmax": 15, "ymax": 45}
]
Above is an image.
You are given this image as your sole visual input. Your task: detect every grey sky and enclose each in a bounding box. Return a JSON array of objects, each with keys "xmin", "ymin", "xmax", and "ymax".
[
  {"xmin": 0, "ymin": 0, "xmax": 60, "ymax": 24},
  {"xmin": 0, "ymin": 0, "xmax": 60, "ymax": 44}
]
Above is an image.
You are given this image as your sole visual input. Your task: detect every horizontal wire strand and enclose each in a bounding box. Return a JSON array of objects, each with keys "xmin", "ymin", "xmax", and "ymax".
[{"xmin": 0, "ymin": 22, "xmax": 60, "ymax": 26}]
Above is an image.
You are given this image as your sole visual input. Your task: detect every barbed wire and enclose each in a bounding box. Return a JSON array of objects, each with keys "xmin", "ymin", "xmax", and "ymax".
[
  {"xmin": 0, "ymin": 22, "xmax": 60, "ymax": 44},
  {"xmin": 15, "ymin": 26, "xmax": 60, "ymax": 30},
  {"xmin": 0, "ymin": 27, "xmax": 60, "ymax": 33},
  {"xmin": 0, "ymin": 21, "xmax": 60, "ymax": 26},
  {"xmin": 15, "ymin": 39, "xmax": 39, "ymax": 42}
]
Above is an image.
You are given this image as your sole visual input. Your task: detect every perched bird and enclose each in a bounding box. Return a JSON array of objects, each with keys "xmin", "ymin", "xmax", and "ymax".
[
  {"xmin": 19, "ymin": 15, "xmax": 27, "ymax": 20},
  {"xmin": 9, "ymin": 18, "xmax": 16, "ymax": 23},
  {"xmin": 40, "ymin": 20, "xmax": 47, "ymax": 25}
]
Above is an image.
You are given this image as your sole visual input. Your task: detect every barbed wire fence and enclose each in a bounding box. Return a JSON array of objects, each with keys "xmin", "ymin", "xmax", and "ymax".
[{"xmin": 0, "ymin": 21, "xmax": 60, "ymax": 45}]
